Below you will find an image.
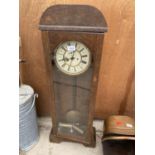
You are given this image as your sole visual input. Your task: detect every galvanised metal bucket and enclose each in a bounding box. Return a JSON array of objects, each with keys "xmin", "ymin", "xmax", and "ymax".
[{"xmin": 19, "ymin": 84, "xmax": 39, "ymax": 151}]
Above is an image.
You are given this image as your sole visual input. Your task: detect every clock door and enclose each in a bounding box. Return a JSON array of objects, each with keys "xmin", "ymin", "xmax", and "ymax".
[{"xmin": 51, "ymin": 40, "xmax": 93, "ymax": 141}]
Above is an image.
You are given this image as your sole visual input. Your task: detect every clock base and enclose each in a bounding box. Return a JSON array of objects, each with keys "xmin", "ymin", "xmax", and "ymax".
[
  {"xmin": 49, "ymin": 127, "xmax": 96, "ymax": 147},
  {"xmin": 49, "ymin": 128, "xmax": 62, "ymax": 143},
  {"xmin": 83, "ymin": 127, "xmax": 96, "ymax": 147}
]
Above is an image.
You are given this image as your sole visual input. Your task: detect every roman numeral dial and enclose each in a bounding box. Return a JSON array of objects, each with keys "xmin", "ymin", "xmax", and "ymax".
[{"xmin": 55, "ymin": 41, "xmax": 91, "ymax": 76}]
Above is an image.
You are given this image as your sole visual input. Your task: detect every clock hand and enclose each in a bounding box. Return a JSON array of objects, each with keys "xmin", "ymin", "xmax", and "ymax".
[
  {"xmin": 70, "ymin": 50, "xmax": 77, "ymax": 59},
  {"xmin": 64, "ymin": 57, "xmax": 69, "ymax": 61},
  {"xmin": 58, "ymin": 57, "xmax": 69, "ymax": 62},
  {"xmin": 68, "ymin": 52, "xmax": 76, "ymax": 71},
  {"xmin": 70, "ymin": 57, "xmax": 75, "ymax": 60}
]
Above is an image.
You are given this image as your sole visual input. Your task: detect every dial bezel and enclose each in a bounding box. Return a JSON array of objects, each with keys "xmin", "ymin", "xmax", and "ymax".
[{"xmin": 54, "ymin": 41, "xmax": 91, "ymax": 76}]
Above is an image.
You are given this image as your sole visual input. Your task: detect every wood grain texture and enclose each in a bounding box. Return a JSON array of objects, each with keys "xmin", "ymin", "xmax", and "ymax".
[{"xmin": 19, "ymin": 0, "xmax": 135, "ymax": 118}]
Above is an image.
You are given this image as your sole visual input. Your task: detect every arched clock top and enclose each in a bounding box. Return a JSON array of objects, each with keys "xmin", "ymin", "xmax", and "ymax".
[{"xmin": 39, "ymin": 5, "xmax": 108, "ymax": 33}]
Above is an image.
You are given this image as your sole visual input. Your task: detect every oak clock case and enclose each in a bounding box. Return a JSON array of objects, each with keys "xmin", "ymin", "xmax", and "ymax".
[{"xmin": 39, "ymin": 5, "xmax": 108, "ymax": 147}]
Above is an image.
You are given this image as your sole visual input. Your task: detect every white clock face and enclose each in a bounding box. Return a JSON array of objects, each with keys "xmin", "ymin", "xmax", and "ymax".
[{"xmin": 55, "ymin": 41, "xmax": 91, "ymax": 76}]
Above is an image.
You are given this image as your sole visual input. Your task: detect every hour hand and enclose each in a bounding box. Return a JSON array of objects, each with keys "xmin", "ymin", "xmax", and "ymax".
[
  {"xmin": 70, "ymin": 57, "xmax": 75, "ymax": 60},
  {"xmin": 64, "ymin": 57, "xmax": 69, "ymax": 61},
  {"xmin": 59, "ymin": 57, "xmax": 69, "ymax": 62}
]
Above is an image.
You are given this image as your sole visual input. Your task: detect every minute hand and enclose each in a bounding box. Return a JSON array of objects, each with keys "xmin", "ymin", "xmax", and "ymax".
[{"xmin": 68, "ymin": 52, "xmax": 76, "ymax": 71}]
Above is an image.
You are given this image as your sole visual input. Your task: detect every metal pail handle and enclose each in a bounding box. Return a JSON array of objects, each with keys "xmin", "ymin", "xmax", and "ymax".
[{"xmin": 21, "ymin": 93, "xmax": 38, "ymax": 117}]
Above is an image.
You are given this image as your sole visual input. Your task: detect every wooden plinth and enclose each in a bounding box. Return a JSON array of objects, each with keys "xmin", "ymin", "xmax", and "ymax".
[{"xmin": 49, "ymin": 127, "xmax": 96, "ymax": 147}]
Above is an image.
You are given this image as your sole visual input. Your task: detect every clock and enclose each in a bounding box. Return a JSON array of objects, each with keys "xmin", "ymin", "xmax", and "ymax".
[
  {"xmin": 55, "ymin": 41, "xmax": 91, "ymax": 76},
  {"xmin": 39, "ymin": 5, "xmax": 108, "ymax": 147}
]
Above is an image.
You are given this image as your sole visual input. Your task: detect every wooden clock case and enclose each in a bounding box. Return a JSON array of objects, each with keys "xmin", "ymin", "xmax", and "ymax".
[{"xmin": 39, "ymin": 5, "xmax": 108, "ymax": 147}]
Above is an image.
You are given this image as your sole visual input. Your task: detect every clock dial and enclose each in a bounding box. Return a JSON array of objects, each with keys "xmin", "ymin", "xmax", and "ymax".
[{"xmin": 55, "ymin": 41, "xmax": 91, "ymax": 76}]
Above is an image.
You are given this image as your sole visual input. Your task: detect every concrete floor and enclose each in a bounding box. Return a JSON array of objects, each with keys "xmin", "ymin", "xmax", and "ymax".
[{"xmin": 20, "ymin": 117, "xmax": 104, "ymax": 155}]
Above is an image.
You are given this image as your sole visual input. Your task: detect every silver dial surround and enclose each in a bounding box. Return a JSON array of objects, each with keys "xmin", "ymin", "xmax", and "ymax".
[{"xmin": 54, "ymin": 41, "xmax": 91, "ymax": 76}]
